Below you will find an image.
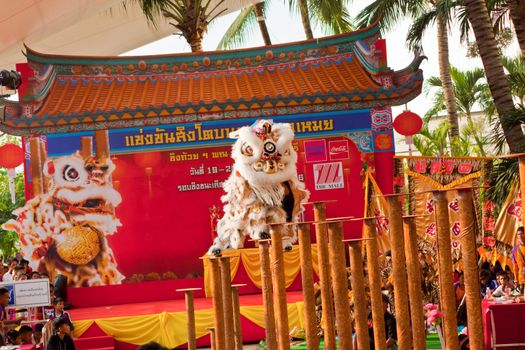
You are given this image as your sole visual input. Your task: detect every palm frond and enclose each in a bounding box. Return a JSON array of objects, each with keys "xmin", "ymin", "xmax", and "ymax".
[
  {"xmin": 216, "ymin": 6, "xmax": 257, "ymax": 49},
  {"xmin": 309, "ymin": 0, "xmax": 353, "ymax": 35},
  {"xmin": 127, "ymin": 0, "xmax": 171, "ymax": 29},
  {"xmin": 355, "ymin": 0, "xmax": 427, "ymax": 33},
  {"xmin": 406, "ymin": 8, "xmax": 437, "ymax": 51}
]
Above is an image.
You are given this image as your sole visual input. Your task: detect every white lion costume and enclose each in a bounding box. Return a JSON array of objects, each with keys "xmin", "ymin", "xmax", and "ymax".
[
  {"xmin": 2, "ymin": 153, "xmax": 124, "ymax": 287},
  {"xmin": 209, "ymin": 119, "xmax": 309, "ymax": 256}
]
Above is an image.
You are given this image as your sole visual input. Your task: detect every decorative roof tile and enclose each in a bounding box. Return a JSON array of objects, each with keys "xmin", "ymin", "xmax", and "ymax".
[{"xmin": 0, "ymin": 22, "xmax": 423, "ymax": 135}]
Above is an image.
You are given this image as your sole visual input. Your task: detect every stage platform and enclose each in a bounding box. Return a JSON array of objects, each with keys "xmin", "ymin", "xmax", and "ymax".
[{"xmin": 69, "ymin": 291, "xmax": 306, "ymax": 349}]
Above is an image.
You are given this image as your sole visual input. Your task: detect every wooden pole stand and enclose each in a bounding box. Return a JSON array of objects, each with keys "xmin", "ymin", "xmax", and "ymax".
[
  {"xmin": 297, "ymin": 223, "xmax": 320, "ymax": 349},
  {"xmin": 231, "ymin": 284, "xmax": 246, "ymax": 350},
  {"xmin": 402, "ymin": 217, "xmax": 426, "ymax": 350},
  {"xmin": 219, "ymin": 257, "xmax": 235, "ymax": 350},
  {"xmin": 457, "ymin": 189, "xmax": 484, "ymax": 350},
  {"xmin": 313, "ymin": 202, "xmax": 336, "ymax": 350},
  {"xmin": 363, "ymin": 219, "xmax": 386, "ymax": 350},
  {"xmin": 209, "ymin": 258, "xmax": 226, "ymax": 350},
  {"xmin": 327, "ymin": 222, "xmax": 353, "ymax": 350},
  {"xmin": 433, "ymin": 191, "xmax": 459, "ymax": 350},
  {"xmin": 176, "ymin": 288, "xmax": 201, "ymax": 350},
  {"xmin": 348, "ymin": 241, "xmax": 370, "ymax": 350},
  {"xmin": 270, "ymin": 225, "xmax": 290, "ymax": 350},
  {"xmin": 259, "ymin": 240, "xmax": 278, "ymax": 350}
]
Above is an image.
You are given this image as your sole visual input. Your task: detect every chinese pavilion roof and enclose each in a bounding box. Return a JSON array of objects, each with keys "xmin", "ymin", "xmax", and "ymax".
[{"xmin": 0, "ymin": 22, "xmax": 424, "ymax": 135}]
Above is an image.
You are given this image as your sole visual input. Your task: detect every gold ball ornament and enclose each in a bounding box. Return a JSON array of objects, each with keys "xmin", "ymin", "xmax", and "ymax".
[{"xmin": 56, "ymin": 226, "xmax": 101, "ymax": 265}]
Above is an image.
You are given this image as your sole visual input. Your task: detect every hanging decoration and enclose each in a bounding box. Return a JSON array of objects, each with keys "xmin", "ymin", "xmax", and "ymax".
[
  {"xmin": 393, "ymin": 110, "xmax": 423, "ymax": 155},
  {"xmin": 0, "ymin": 142, "xmax": 24, "ymax": 203}
]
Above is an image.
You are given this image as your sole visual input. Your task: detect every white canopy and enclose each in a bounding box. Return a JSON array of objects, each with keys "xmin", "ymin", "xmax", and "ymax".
[{"xmin": 0, "ymin": 0, "xmax": 249, "ymax": 70}]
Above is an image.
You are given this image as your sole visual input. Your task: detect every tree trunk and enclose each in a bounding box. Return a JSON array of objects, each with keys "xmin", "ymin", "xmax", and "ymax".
[
  {"xmin": 508, "ymin": 0, "xmax": 525, "ymax": 59},
  {"xmin": 190, "ymin": 39, "xmax": 202, "ymax": 52},
  {"xmin": 436, "ymin": 12, "xmax": 460, "ymax": 145},
  {"xmin": 254, "ymin": 2, "xmax": 272, "ymax": 46},
  {"xmin": 298, "ymin": 0, "xmax": 313, "ymax": 40},
  {"xmin": 464, "ymin": 0, "xmax": 525, "ymax": 153}
]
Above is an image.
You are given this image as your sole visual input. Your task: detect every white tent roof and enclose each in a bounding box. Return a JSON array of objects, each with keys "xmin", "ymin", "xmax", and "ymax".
[{"xmin": 0, "ymin": 0, "xmax": 248, "ymax": 71}]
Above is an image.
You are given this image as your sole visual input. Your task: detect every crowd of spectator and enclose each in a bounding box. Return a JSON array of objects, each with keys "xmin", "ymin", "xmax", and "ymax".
[{"xmin": 0, "ymin": 254, "xmax": 75, "ymax": 350}]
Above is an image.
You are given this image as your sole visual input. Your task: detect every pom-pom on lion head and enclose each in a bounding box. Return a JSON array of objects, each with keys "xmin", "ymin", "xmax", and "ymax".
[{"xmin": 230, "ymin": 120, "xmax": 297, "ymax": 186}]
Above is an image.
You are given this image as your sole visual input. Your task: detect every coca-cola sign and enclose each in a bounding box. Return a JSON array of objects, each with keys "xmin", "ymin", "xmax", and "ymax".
[{"xmin": 329, "ymin": 140, "xmax": 349, "ymax": 160}]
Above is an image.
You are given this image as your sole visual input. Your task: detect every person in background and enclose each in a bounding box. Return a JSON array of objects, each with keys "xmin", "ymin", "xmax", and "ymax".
[
  {"xmin": 2, "ymin": 260, "xmax": 17, "ymax": 282},
  {"xmin": 6, "ymin": 329, "xmax": 21, "ymax": 345},
  {"xmin": 369, "ymin": 293, "xmax": 397, "ymax": 350},
  {"xmin": 138, "ymin": 342, "xmax": 168, "ymax": 350},
  {"xmin": 49, "ymin": 298, "xmax": 74, "ymax": 331},
  {"xmin": 47, "ymin": 318, "xmax": 75, "ymax": 350},
  {"xmin": 12, "ymin": 266, "xmax": 25, "ymax": 281},
  {"xmin": 19, "ymin": 260, "xmax": 31, "ymax": 275},
  {"xmin": 480, "ymin": 269, "xmax": 498, "ymax": 297},
  {"xmin": 33, "ymin": 323, "xmax": 44, "ymax": 348},
  {"xmin": 0, "ymin": 287, "xmax": 22, "ymax": 345},
  {"xmin": 454, "ymin": 272, "xmax": 466, "ymax": 306},
  {"xmin": 30, "ymin": 271, "xmax": 40, "ymax": 280},
  {"xmin": 19, "ymin": 325, "xmax": 33, "ymax": 345},
  {"xmin": 512, "ymin": 226, "xmax": 525, "ymax": 293},
  {"xmin": 492, "ymin": 271, "xmax": 516, "ymax": 297}
]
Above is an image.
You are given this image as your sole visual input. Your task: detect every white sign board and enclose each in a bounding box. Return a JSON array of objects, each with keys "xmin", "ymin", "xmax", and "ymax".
[
  {"xmin": 0, "ymin": 279, "xmax": 50, "ymax": 308},
  {"xmin": 313, "ymin": 162, "xmax": 344, "ymax": 190}
]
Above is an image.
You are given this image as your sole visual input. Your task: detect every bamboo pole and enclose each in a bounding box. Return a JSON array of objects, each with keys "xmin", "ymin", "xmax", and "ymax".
[
  {"xmin": 402, "ymin": 217, "xmax": 426, "ymax": 350},
  {"xmin": 348, "ymin": 241, "xmax": 370, "ymax": 350},
  {"xmin": 231, "ymin": 284, "xmax": 245, "ymax": 350},
  {"xmin": 270, "ymin": 225, "xmax": 290, "ymax": 350},
  {"xmin": 176, "ymin": 288, "xmax": 201, "ymax": 350},
  {"xmin": 457, "ymin": 189, "xmax": 484, "ymax": 350},
  {"xmin": 385, "ymin": 196, "xmax": 412, "ymax": 350},
  {"xmin": 209, "ymin": 258, "xmax": 226, "ymax": 350},
  {"xmin": 363, "ymin": 219, "xmax": 386, "ymax": 350},
  {"xmin": 297, "ymin": 223, "xmax": 319, "ymax": 349},
  {"xmin": 29, "ymin": 138, "xmax": 44, "ymax": 196},
  {"xmin": 80, "ymin": 136, "xmax": 93, "ymax": 159},
  {"xmin": 433, "ymin": 191, "xmax": 459, "ymax": 350},
  {"xmin": 206, "ymin": 327, "xmax": 216, "ymax": 350},
  {"xmin": 327, "ymin": 222, "xmax": 353, "ymax": 350},
  {"xmin": 259, "ymin": 240, "xmax": 278, "ymax": 350},
  {"xmin": 39, "ymin": 139, "xmax": 49, "ymax": 192},
  {"xmin": 313, "ymin": 202, "xmax": 336, "ymax": 350},
  {"xmin": 219, "ymin": 257, "xmax": 235, "ymax": 350},
  {"xmin": 94, "ymin": 129, "xmax": 110, "ymax": 160},
  {"xmin": 519, "ymin": 157, "xmax": 525, "ymax": 226}
]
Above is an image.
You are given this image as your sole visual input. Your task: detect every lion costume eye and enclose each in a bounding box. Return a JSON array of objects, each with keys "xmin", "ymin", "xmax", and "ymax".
[
  {"xmin": 63, "ymin": 165, "xmax": 80, "ymax": 182},
  {"xmin": 241, "ymin": 143, "xmax": 253, "ymax": 156}
]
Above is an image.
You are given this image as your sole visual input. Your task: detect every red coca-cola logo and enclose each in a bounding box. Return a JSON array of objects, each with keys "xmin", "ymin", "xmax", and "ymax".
[{"xmin": 329, "ymin": 140, "xmax": 349, "ymax": 160}]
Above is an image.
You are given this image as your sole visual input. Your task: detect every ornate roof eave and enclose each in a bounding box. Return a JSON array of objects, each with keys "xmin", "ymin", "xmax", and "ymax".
[{"xmin": 0, "ymin": 66, "xmax": 423, "ymax": 136}]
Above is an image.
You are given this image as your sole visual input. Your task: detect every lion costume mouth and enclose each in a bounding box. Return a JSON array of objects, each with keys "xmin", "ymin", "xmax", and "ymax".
[{"xmin": 53, "ymin": 197, "xmax": 113, "ymax": 215}]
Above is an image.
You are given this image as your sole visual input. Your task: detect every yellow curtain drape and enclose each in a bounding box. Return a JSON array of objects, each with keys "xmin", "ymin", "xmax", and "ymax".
[
  {"xmin": 72, "ymin": 320, "xmax": 95, "ymax": 338},
  {"xmin": 72, "ymin": 303, "xmax": 305, "ymax": 349},
  {"xmin": 204, "ymin": 245, "xmax": 319, "ymax": 296},
  {"xmin": 203, "ymin": 249, "xmax": 241, "ymax": 296},
  {"xmin": 239, "ymin": 303, "xmax": 305, "ymax": 333}
]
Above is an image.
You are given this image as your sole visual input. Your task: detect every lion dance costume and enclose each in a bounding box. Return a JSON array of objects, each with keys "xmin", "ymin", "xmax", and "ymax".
[
  {"xmin": 209, "ymin": 119, "xmax": 309, "ymax": 255},
  {"xmin": 3, "ymin": 152, "xmax": 124, "ymax": 287}
]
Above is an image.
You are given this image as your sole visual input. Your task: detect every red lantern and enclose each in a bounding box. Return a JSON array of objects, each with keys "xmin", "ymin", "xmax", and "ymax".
[
  {"xmin": 0, "ymin": 143, "xmax": 24, "ymax": 169},
  {"xmin": 393, "ymin": 110, "xmax": 423, "ymax": 136}
]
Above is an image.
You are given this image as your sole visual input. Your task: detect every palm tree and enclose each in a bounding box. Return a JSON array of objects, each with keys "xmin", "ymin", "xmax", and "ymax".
[
  {"xmin": 130, "ymin": 0, "xmax": 227, "ymax": 52},
  {"xmin": 216, "ymin": 1, "xmax": 272, "ymax": 49},
  {"xmin": 507, "ymin": 0, "xmax": 525, "ymax": 58},
  {"xmin": 357, "ymin": 0, "xmax": 461, "ymax": 144},
  {"xmin": 462, "ymin": 0, "xmax": 525, "ymax": 153},
  {"xmin": 426, "ymin": 67, "xmax": 489, "ymax": 156},
  {"xmin": 217, "ymin": 0, "xmax": 352, "ymax": 50}
]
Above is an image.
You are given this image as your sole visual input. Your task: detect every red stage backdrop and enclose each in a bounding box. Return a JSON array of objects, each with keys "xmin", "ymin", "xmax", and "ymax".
[{"xmin": 21, "ymin": 109, "xmax": 395, "ymax": 285}]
